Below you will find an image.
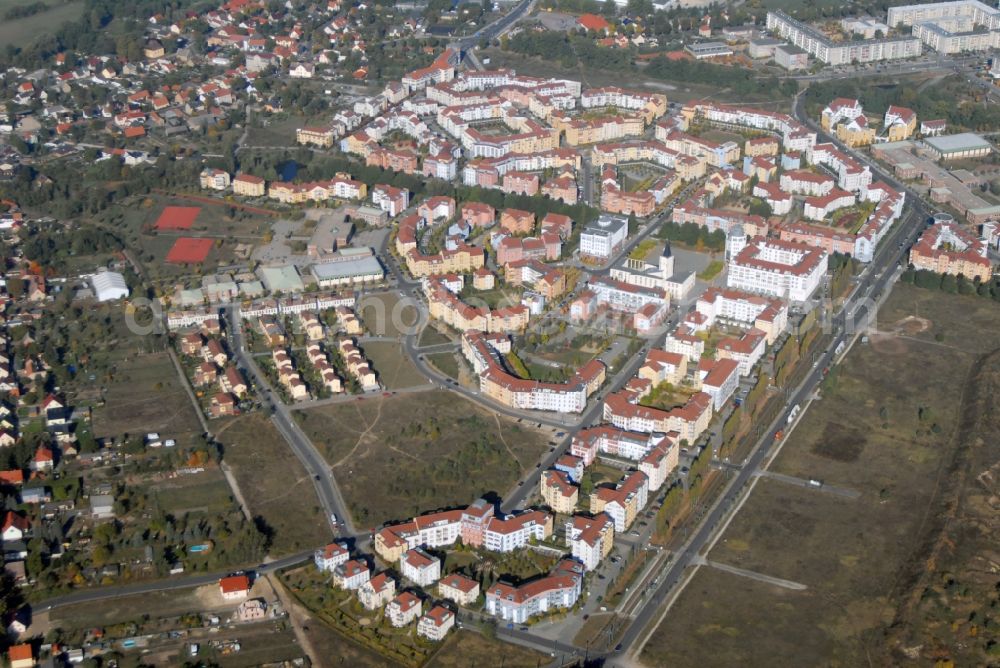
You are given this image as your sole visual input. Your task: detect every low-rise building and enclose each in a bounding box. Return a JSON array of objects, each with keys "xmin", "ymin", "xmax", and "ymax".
[
  {"xmin": 417, "ymin": 604, "xmax": 456, "ymax": 641},
  {"xmin": 386, "ymin": 591, "xmax": 423, "ymax": 627},
  {"xmin": 438, "ymin": 573, "xmax": 481, "ymax": 607},
  {"xmin": 400, "ymin": 547, "xmax": 442, "ymax": 587}
]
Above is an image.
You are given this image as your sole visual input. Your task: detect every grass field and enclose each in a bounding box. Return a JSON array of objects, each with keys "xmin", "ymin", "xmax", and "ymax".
[
  {"xmin": 295, "ymin": 391, "xmax": 551, "ymax": 526},
  {"xmin": 358, "ymin": 340, "xmax": 430, "ymax": 390},
  {"xmin": 299, "ymin": 618, "xmax": 390, "ymax": 668},
  {"xmin": 49, "ymin": 588, "xmax": 207, "ymax": 631},
  {"xmin": 640, "ymin": 284, "xmax": 1000, "ymax": 667},
  {"xmin": 418, "ymin": 325, "xmax": 452, "ymax": 348},
  {"xmin": 0, "ymin": 0, "xmax": 84, "ymax": 48},
  {"xmin": 429, "ymin": 630, "xmax": 549, "ymax": 668},
  {"xmin": 153, "ymin": 467, "xmax": 235, "ymax": 515},
  {"xmin": 357, "ymin": 291, "xmax": 422, "ymax": 337},
  {"xmin": 216, "ymin": 414, "xmax": 331, "ymax": 554},
  {"xmin": 425, "ymin": 351, "xmax": 461, "ymax": 379},
  {"xmin": 90, "ymin": 351, "xmax": 204, "ymax": 448}
]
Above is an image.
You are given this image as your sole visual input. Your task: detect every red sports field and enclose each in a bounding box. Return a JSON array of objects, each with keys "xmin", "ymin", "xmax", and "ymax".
[
  {"xmin": 166, "ymin": 237, "xmax": 213, "ymax": 264},
  {"xmin": 154, "ymin": 206, "xmax": 201, "ymax": 230}
]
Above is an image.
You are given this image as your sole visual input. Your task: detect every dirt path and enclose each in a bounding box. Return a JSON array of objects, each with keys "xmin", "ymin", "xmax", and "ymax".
[
  {"xmin": 332, "ymin": 399, "xmax": 386, "ymax": 468},
  {"xmin": 493, "ymin": 413, "xmax": 522, "ymax": 468},
  {"xmin": 266, "ymin": 574, "xmax": 321, "ymax": 666}
]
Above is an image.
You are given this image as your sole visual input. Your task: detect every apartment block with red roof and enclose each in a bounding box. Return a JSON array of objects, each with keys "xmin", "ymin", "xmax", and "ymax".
[
  {"xmin": 438, "ymin": 573, "xmax": 481, "ymax": 607},
  {"xmin": 386, "ymin": 591, "xmax": 423, "ymax": 627},
  {"xmin": 565, "ymin": 513, "xmax": 615, "ymax": 571},
  {"xmin": 400, "ymin": 547, "xmax": 441, "ymax": 587},
  {"xmin": 589, "ymin": 470, "xmax": 649, "ymax": 532},
  {"xmin": 484, "ymin": 569, "xmax": 582, "ymax": 624},
  {"xmin": 541, "ymin": 469, "xmax": 579, "ymax": 514},
  {"xmin": 417, "ymin": 604, "xmax": 456, "ymax": 641},
  {"xmin": 358, "ymin": 572, "xmax": 397, "ymax": 610}
]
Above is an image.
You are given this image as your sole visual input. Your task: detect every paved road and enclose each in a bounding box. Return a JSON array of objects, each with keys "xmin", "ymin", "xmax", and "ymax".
[
  {"xmin": 225, "ymin": 305, "xmax": 363, "ymax": 540},
  {"xmin": 37, "ymin": 550, "xmax": 313, "ymax": 612},
  {"xmin": 457, "ymin": 0, "xmax": 534, "ymax": 52}
]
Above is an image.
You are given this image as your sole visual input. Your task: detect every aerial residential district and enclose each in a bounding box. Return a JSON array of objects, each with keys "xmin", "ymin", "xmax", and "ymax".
[{"xmin": 1, "ymin": 0, "xmax": 1000, "ymax": 666}]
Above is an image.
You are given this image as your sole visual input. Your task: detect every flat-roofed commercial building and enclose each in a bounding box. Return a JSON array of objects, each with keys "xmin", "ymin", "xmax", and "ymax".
[{"xmin": 923, "ymin": 133, "xmax": 993, "ymax": 161}]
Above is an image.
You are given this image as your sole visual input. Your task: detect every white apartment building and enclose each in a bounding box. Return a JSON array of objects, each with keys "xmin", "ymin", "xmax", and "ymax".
[
  {"xmin": 417, "ymin": 605, "xmax": 456, "ymax": 641},
  {"xmin": 482, "ymin": 511, "xmax": 551, "ymax": 553},
  {"xmin": 386, "ymin": 592, "xmax": 423, "ymax": 627},
  {"xmin": 400, "ymin": 547, "xmax": 442, "ymax": 587},
  {"xmin": 766, "ymin": 10, "xmax": 922, "ymax": 64},
  {"xmin": 695, "ymin": 288, "xmax": 788, "ymax": 337},
  {"xmin": 698, "ymin": 357, "xmax": 741, "ymax": 411},
  {"xmin": 358, "ymin": 572, "xmax": 396, "ymax": 610},
  {"xmin": 333, "ymin": 559, "xmax": 371, "ymax": 590},
  {"xmin": 580, "ymin": 215, "xmax": 628, "ymax": 259},
  {"xmin": 727, "ymin": 237, "xmax": 828, "ymax": 302},
  {"xmin": 313, "ymin": 542, "xmax": 349, "ymax": 572},
  {"xmin": 889, "ymin": 1, "xmax": 1000, "ymax": 53},
  {"xmin": 565, "ymin": 514, "xmax": 615, "ymax": 571},
  {"xmin": 485, "ymin": 568, "xmax": 583, "ymax": 624},
  {"xmin": 779, "ymin": 170, "xmax": 836, "ymax": 197},
  {"xmin": 588, "ymin": 276, "xmax": 668, "ymax": 313}
]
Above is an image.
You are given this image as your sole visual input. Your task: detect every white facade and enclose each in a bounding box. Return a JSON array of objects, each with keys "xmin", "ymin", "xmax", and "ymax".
[
  {"xmin": 727, "ymin": 238, "xmax": 828, "ymax": 302},
  {"xmin": 580, "ymin": 215, "xmax": 628, "ymax": 259}
]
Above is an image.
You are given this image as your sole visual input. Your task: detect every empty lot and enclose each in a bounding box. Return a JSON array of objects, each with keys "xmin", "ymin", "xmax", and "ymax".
[
  {"xmin": 641, "ymin": 285, "xmax": 1000, "ymax": 666},
  {"xmin": 295, "ymin": 390, "xmax": 550, "ymax": 527}
]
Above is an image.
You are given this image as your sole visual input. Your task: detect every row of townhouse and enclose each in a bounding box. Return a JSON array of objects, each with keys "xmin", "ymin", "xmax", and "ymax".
[
  {"xmin": 494, "ymin": 233, "xmax": 562, "ymax": 266},
  {"xmin": 272, "ymin": 348, "xmax": 309, "ymax": 401},
  {"xmin": 338, "ymin": 338, "xmax": 379, "ymax": 392},
  {"xmin": 373, "ymin": 498, "xmax": 553, "ymax": 562},
  {"xmin": 305, "ymin": 343, "xmax": 343, "ymax": 394},
  {"xmin": 580, "ymin": 87, "xmax": 668, "ymax": 124},
  {"xmin": 504, "ymin": 259, "xmax": 567, "ymax": 300},
  {"xmin": 603, "ymin": 389, "xmax": 713, "ymax": 444},
  {"xmin": 426, "ymin": 279, "xmax": 530, "ymax": 333},
  {"xmin": 656, "ymin": 128, "xmax": 741, "ymax": 168},
  {"xmin": 462, "ymin": 330, "xmax": 606, "ymax": 414},
  {"xmin": 462, "ymin": 149, "xmax": 581, "ymax": 188},
  {"xmin": 553, "ymin": 113, "xmax": 646, "ymax": 147},
  {"xmin": 599, "ymin": 166, "xmax": 656, "ymax": 218},
  {"xmin": 267, "ymin": 176, "xmax": 367, "ymax": 204},
  {"xmin": 571, "ymin": 424, "xmax": 679, "ymax": 468},
  {"xmin": 294, "ymin": 110, "xmax": 364, "ymax": 148},
  {"xmin": 909, "ymin": 216, "xmax": 992, "ymax": 281},
  {"xmin": 678, "ymin": 101, "xmax": 817, "ymax": 153},
  {"xmin": 671, "ymin": 204, "xmax": 769, "ymax": 238}
]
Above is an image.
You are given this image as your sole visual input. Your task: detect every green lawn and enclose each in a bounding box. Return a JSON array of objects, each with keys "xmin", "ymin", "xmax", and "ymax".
[{"xmin": 0, "ymin": 0, "xmax": 85, "ymax": 48}]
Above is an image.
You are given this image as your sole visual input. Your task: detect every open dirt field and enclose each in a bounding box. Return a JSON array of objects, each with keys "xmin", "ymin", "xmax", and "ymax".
[
  {"xmin": 90, "ymin": 352, "xmax": 204, "ymax": 448},
  {"xmin": 294, "ymin": 390, "xmax": 551, "ymax": 527},
  {"xmin": 429, "ymin": 630, "xmax": 549, "ymax": 668},
  {"xmin": 640, "ymin": 285, "xmax": 1000, "ymax": 667},
  {"xmin": 216, "ymin": 414, "xmax": 331, "ymax": 554}
]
